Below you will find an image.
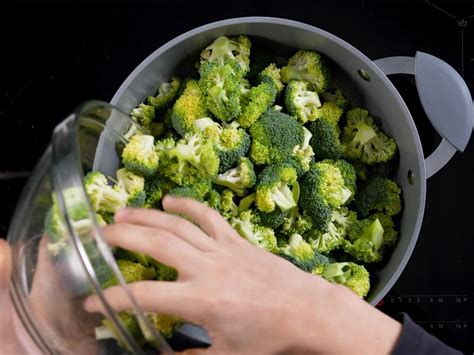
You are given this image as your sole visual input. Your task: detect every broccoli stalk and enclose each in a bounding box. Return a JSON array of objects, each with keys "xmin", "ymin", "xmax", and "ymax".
[
  {"xmin": 213, "ymin": 157, "xmax": 256, "ymax": 196},
  {"xmin": 255, "ymin": 164, "xmax": 298, "ymax": 213}
]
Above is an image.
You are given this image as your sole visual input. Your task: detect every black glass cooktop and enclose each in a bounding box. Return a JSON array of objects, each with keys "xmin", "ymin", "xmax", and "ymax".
[{"xmin": 1, "ymin": 0, "xmax": 473, "ymax": 352}]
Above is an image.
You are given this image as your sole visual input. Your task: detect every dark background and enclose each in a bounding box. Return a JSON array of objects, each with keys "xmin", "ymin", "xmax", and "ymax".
[{"xmin": 1, "ymin": 0, "xmax": 473, "ymax": 352}]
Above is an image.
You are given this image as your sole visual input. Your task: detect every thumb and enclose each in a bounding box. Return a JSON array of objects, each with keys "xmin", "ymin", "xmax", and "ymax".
[{"xmin": 0, "ymin": 239, "xmax": 12, "ymax": 303}]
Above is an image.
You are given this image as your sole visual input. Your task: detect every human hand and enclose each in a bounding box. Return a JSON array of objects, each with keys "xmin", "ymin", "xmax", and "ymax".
[
  {"xmin": 84, "ymin": 196, "xmax": 402, "ymax": 354},
  {"xmin": 0, "ymin": 236, "xmax": 101, "ymax": 355}
]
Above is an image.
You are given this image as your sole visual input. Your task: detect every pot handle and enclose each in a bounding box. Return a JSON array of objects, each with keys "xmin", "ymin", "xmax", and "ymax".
[{"xmin": 373, "ymin": 52, "xmax": 473, "ymax": 179}]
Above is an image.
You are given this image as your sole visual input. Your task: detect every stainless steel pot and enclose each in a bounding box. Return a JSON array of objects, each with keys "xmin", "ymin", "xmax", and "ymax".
[{"xmin": 111, "ymin": 17, "xmax": 473, "ymax": 305}]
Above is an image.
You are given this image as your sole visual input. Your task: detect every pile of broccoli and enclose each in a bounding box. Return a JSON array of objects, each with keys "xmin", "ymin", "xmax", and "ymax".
[{"xmin": 45, "ymin": 35, "xmax": 403, "ymax": 347}]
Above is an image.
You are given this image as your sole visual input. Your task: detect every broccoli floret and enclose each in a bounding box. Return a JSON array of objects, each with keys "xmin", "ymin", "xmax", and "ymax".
[
  {"xmin": 213, "ymin": 157, "xmax": 256, "ymax": 196},
  {"xmin": 344, "ymin": 218, "xmax": 385, "ymax": 263},
  {"xmin": 130, "ymin": 103, "xmax": 156, "ymax": 132},
  {"xmin": 199, "ymin": 64, "xmax": 241, "ymax": 122},
  {"xmin": 122, "ymin": 135, "xmax": 159, "ymax": 176},
  {"xmin": 204, "ymin": 188, "xmax": 221, "ymax": 210},
  {"xmin": 257, "ymin": 63, "xmax": 284, "ymax": 94},
  {"xmin": 230, "ymin": 210, "xmax": 278, "ymax": 252},
  {"xmin": 193, "ymin": 117, "xmax": 222, "ymax": 142},
  {"xmin": 304, "ymin": 162, "xmax": 353, "ymax": 209},
  {"xmin": 280, "ymin": 181, "xmax": 313, "ymax": 236},
  {"xmin": 354, "ymin": 176, "xmax": 402, "ymax": 217},
  {"xmin": 147, "ymin": 77, "xmax": 181, "ymax": 111},
  {"xmin": 321, "ymin": 88, "xmax": 349, "ymax": 110},
  {"xmin": 158, "ymin": 134, "xmax": 219, "ymax": 186},
  {"xmin": 370, "ymin": 213, "xmax": 399, "ymax": 248},
  {"xmin": 316, "ymin": 262, "xmax": 370, "ymax": 298},
  {"xmin": 148, "ymin": 313, "xmax": 183, "ymax": 340},
  {"xmin": 298, "ymin": 169, "xmax": 333, "ymax": 232},
  {"xmin": 116, "ymin": 168, "xmax": 146, "ymax": 207},
  {"xmin": 249, "ymin": 109, "xmax": 305, "ymax": 165},
  {"xmin": 259, "ymin": 208, "xmax": 289, "ymax": 229},
  {"xmin": 238, "ymin": 192, "xmax": 256, "ymax": 212},
  {"xmin": 168, "ymin": 186, "xmax": 204, "ymax": 202},
  {"xmin": 146, "ymin": 258, "xmax": 178, "ymax": 282},
  {"xmin": 96, "ymin": 312, "xmax": 145, "ymax": 347},
  {"xmin": 306, "ymin": 207, "xmax": 356, "ymax": 254},
  {"xmin": 143, "ymin": 176, "xmax": 175, "ymax": 209},
  {"xmin": 320, "ymin": 159, "xmax": 357, "ymax": 203},
  {"xmin": 194, "ymin": 118, "xmax": 251, "ymax": 173},
  {"xmin": 219, "ymin": 189, "xmax": 239, "ymax": 219},
  {"xmin": 171, "ymin": 80, "xmax": 208, "ymax": 136},
  {"xmin": 307, "ymin": 117, "xmax": 344, "ymax": 160},
  {"xmin": 237, "ymin": 81, "xmax": 277, "ymax": 129},
  {"xmin": 284, "ymin": 80, "xmax": 322, "ymax": 123},
  {"xmin": 84, "ymin": 171, "xmax": 127, "ymax": 214},
  {"xmin": 313, "ymin": 102, "xmax": 344, "ymax": 127},
  {"xmin": 216, "ymin": 126, "xmax": 251, "ymax": 173},
  {"xmin": 116, "ymin": 259, "xmax": 156, "ymax": 283},
  {"xmin": 200, "ymin": 35, "xmax": 251, "ymax": 77},
  {"xmin": 255, "ymin": 164, "xmax": 298, "ymax": 213},
  {"xmin": 341, "ymin": 108, "xmax": 397, "ymax": 164},
  {"xmin": 291, "ymin": 126, "xmax": 315, "ymax": 175},
  {"xmin": 279, "ymin": 234, "xmax": 318, "ymax": 272},
  {"xmin": 281, "ymin": 50, "xmax": 331, "ymax": 93}
]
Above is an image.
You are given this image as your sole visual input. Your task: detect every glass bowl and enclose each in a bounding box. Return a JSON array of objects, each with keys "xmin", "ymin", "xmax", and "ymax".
[{"xmin": 7, "ymin": 100, "xmax": 174, "ymax": 354}]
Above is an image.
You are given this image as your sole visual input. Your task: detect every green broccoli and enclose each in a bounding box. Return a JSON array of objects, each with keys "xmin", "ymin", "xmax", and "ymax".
[
  {"xmin": 199, "ymin": 64, "xmax": 241, "ymax": 122},
  {"xmin": 238, "ymin": 192, "xmax": 256, "ymax": 212},
  {"xmin": 305, "ymin": 162, "xmax": 353, "ymax": 209},
  {"xmin": 257, "ymin": 63, "xmax": 284, "ymax": 94},
  {"xmin": 116, "ymin": 259, "xmax": 157, "ymax": 284},
  {"xmin": 219, "ymin": 189, "xmax": 239, "ymax": 219},
  {"xmin": 95, "ymin": 312, "xmax": 145, "ymax": 347},
  {"xmin": 171, "ymin": 80, "xmax": 208, "ymax": 136},
  {"xmin": 230, "ymin": 210, "xmax": 278, "ymax": 252},
  {"xmin": 200, "ymin": 35, "xmax": 251, "ymax": 77},
  {"xmin": 130, "ymin": 103, "xmax": 156, "ymax": 132},
  {"xmin": 168, "ymin": 186, "xmax": 204, "ymax": 202},
  {"xmin": 320, "ymin": 159, "xmax": 357, "ymax": 203},
  {"xmin": 354, "ymin": 176, "xmax": 402, "ymax": 217},
  {"xmin": 341, "ymin": 108, "xmax": 397, "ymax": 164},
  {"xmin": 255, "ymin": 164, "xmax": 298, "ymax": 213},
  {"xmin": 147, "ymin": 313, "xmax": 183, "ymax": 339},
  {"xmin": 370, "ymin": 213, "xmax": 399, "ymax": 248},
  {"xmin": 291, "ymin": 126, "xmax": 315, "ymax": 175},
  {"xmin": 306, "ymin": 207, "xmax": 356, "ymax": 254},
  {"xmin": 313, "ymin": 102, "xmax": 344, "ymax": 126},
  {"xmin": 158, "ymin": 134, "xmax": 219, "ymax": 186},
  {"xmin": 284, "ymin": 80, "xmax": 322, "ymax": 123},
  {"xmin": 237, "ymin": 81, "xmax": 277, "ymax": 129},
  {"xmin": 147, "ymin": 77, "xmax": 181, "ymax": 111},
  {"xmin": 279, "ymin": 234, "xmax": 319, "ymax": 272},
  {"xmin": 216, "ymin": 126, "xmax": 251, "ymax": 173},
  {"xmin": 122, "ymin": 135, "xmax": 159, "ymax": 176},
  {"xmin": 321, "ymin": 88, "xmax": 349, "ymax": 110},
  {"xmin": 280, "ymin": 181, "xmax": 313, "ymax": 236},
  {"xmin": 344, "ymin": 217, "xmax": 385, "ymax": 263},
  {"xmin": 314, "ymin": 262, "xmax": 370, "ymax": 298},
  {"xmin": 307, "ymin": 117, "xmax": 344, "ymax": 160},
  {"xmin": 281, "ymin": 50, "xmax": 331, "ymax": 93},
  {"xmin": 249, "ymin": 109, "xmax": 305, "ymax": 165},
  {"xmin": 143, "ymin": 176, "xmax": 175, "ymax": 209},
  {"xmin": 116, "ymin": 168, "xmax": 146, "ymax": 207},
  {"xmin": 258, "ymin": 208, "xmax": 289, "ymax": 229},
  {"xmin": 204, "ymin": 188, "xmax": 221, "ymax": 210},
  {"xmin": 213, "ymin": 157, "xmax": 256, "ymax": 196},
  {"xmin": 193, "ymin": 116, "xmax": 223, "ymax": 143},
  {"xmin": 84, "ymin": 171, "xmax": 127, "ymax": 214}
]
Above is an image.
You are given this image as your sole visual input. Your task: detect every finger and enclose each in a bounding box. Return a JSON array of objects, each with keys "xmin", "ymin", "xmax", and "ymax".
[
  {"xmin": 0, "ymin": 239, "xmax": 12, "ymax": 302},
  {"xmin": 115, "ymin": 208, "xmax": 214, "ymax": 251},
  {"xmin": 102, "ymin": 224, "xmax": 204, "ymax": 271},
  {"xmin": 84, "ymin": 281, "xmax": 199, "ymax": 321},
  {"xmin": 162, "ymin": 196, "xmax": 238, "ymax": 242}
]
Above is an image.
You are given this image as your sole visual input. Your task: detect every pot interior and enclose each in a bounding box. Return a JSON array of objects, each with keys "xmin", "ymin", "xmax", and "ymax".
[{"xmin": 111, "ymin": 18, "xmax": 426, "ymax": 305}]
